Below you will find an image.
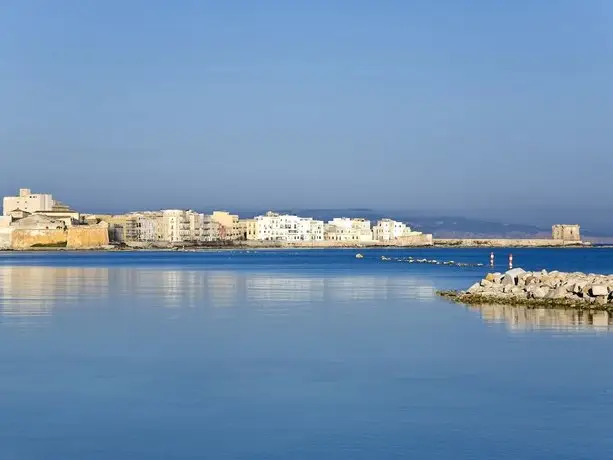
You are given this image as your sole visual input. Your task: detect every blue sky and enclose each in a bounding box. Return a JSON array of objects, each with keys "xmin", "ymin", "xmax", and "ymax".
[{"xmin": 1, "ymin": 1, "xmax": 612, "ymax": 227}]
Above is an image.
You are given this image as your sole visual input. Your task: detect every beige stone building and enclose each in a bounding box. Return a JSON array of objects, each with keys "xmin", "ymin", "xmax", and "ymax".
[
  {"xmin": 3, "ymin": 188, "xmax": 54, "ymax": 216},
  {"xmin": 240, "ymin": 219, "xmax": 258, "ymax": 240},
  {"xmin": 373, "ymin": 219, "xmax": 423, "ymax": 242},
  {"xmin": 552, "ymin": 224, "xmax": 581, "ymax": 242},
  {"xmin": 11, "ymin": 214, "xmax": 67, "ymax": 231},
  {"xmin": 211, "ymin": 211, "xmax": 242, "ymax": 240},
  {"xmin": 201, "ymin": 215, "xmax": 221, "ymax": 241},
  {"xmin": 325, "ymin": 218, "xmax": 373, "ymax": 242}
]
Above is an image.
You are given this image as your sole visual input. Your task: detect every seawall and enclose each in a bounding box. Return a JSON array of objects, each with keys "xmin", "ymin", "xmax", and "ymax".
[
  {"xmin": 434, "ymin": 238, "xmax": 587, "ymax": 248},
  {"xmin": 11, "ymin": 229, "xmax": 67, "ymax": 249},
  {"xmin": 67, "ymin": 226, "xmax": 109, "ymax": 248},
  {"xmin": 8, "ymin": 226, "xmax": 110, "ymax": 249}
]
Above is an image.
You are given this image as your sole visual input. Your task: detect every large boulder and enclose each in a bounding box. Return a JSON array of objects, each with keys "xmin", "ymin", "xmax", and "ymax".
[
  {"xmin": 596, "ymin": 296, "xmax": 608, "ymax": 305},
  {"xmin": 501, "ymin": 274, "xmax": 515, "ymax": 286},
  {"xmin": 467, "ymin": 282, "xmax": 481, "ymax": 294},
  {"xmin": 532, "ymin": 287, "xmax": 549, "ymax": 299},
  {"xmin": 505, "ymin": 268, "xmax": 526, "ymax": 279},
  {"xmin": 590, "ymin": 285, "xmax": 608, "ymax": 297},
  {"xmin": 548, "ymin": 287, "xmax": 567, "ymax": 299},
  {"xmin": 572, "ymin": 282, "xmax": 587, "ymax": 295},
  {"xmin": 524, "ymin": 275, "xmax": 537, "ymax": 286}
]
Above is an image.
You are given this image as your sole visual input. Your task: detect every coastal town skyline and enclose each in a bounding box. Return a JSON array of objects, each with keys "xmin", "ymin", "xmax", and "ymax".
[
  {"xmin": 0, "ymin": 184, "xmax": 610, "ymax": 237},
  {"xmin": 0, "ymin": 188, "xmax": 589, "ymax": 249}
]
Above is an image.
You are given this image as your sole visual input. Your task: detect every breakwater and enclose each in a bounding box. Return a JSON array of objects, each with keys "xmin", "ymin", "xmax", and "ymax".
[
  {"xmin": 440, "ymin": 269, "xmax": 613, "ymax": 310},
  {"xmin": 434, "ymin": 238, "xmax": 588, "ymax": 247}
]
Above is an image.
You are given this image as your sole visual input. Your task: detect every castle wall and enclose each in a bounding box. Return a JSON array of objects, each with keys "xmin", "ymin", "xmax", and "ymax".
[
  {"xmin": 552, "ymin": 225, "xmax": 581, "ymax": 241},
  {"xmin": 11, "ymin": 229, "xmax": 67, "ymax": 249},
  {"xmin": 67, "ymin": 227, "xmax": 109, "ymax": 248}
]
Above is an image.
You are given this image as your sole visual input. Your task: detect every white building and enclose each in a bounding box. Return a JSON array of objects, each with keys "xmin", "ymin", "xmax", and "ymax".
[
  {"xmin": 162, "ymin": 210, "xmax": 191, "ymax": 243},
  {"xmin": 254, "ymin": 212, "xmax": 324, "ymax": 242},
  {"xmin": 372, "ymin": 218, "xmax": 421, "ymax": 242},
  {"xmin": 325, "ymin": 218, "xmax": 373, "ymax": 242},
  {"xmin": 3, "ymin": 188, "xmax": 54, "ymax": 216},
  {"xmin": 136, "ymin": 213, "xmax": 163, "ymax": 242}
]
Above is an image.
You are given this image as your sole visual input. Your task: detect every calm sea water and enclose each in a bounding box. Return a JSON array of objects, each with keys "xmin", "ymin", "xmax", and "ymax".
[{"xmin": 1, "ymin": 248, "xmax": 612, "ymax": 460}]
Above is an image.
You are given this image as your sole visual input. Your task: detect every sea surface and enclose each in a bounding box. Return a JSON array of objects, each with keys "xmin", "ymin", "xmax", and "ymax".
[{"xmin": 0, "ymin": 248, "xmax": 612, "ymax": 460}]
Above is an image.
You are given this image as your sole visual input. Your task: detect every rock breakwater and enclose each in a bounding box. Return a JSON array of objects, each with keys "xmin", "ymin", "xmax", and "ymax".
[{"xmin": 440, "ymin": 268, "xmax": 613, "ymax": 310}]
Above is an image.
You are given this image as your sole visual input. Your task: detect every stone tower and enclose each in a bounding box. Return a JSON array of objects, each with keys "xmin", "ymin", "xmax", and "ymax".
[{"xmin": 552, "ymin": 224, "xmax": 581, "ymax": 241}]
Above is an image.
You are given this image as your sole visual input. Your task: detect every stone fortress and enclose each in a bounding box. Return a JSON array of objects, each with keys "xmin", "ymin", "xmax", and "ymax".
[
  {"xmin": 552, "ymin": 224, "xmax": 581, "ymax": 242},
  {"xmin": 0, "ymin": 188, "xmax": 109, "ymax": 249}
]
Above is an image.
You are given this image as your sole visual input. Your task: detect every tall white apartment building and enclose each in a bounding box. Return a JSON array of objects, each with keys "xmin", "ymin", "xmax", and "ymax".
[
  {"xmin": 325, "ymin": 218, "xmax": 373, "ymax": 242},
  {"xmin": 254, "ymin": 212, "xmax": 324, "ymax": 241},
  {"xmin": 162, "ymin": 210, "xmax": 192, "ymax": 243},
  {"xmin": 372, "ymin": 218, "xmax": 420, "ymax": 242},
  {"xmin": 3, "ymin": 188, "xmax": 54, "ymax": 216}
]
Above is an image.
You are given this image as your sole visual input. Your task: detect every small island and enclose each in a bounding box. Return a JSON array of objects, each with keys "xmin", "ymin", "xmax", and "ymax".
[{"xmin": 439, "ymin": 269, "xmax": 613, "ymax": 311}]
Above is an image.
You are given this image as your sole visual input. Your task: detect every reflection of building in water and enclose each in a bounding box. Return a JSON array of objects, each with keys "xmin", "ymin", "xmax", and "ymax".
[
  {"xmin": 142, "ymin": 271, "xmax": 435, "ymax": 308},
  {"xmin": 205, "ymin": 272, "xmax": 242, "ymax": 308},
  {"xmin": 149, "ymin": 271, "xmax": 436, "ymax": 307},
  {"xmin": 476, "ymin": 304, "xmax": 612, "ymax": 331},
  {"xmin": 0, "ymin": 265, "xmax": 438, "ymax": 325},
  {"xmin": 0, "ymin": 265, "xmax": 110, "ymax": 326},
  {"xmin": 323, "ymin": 276, "xmax": 435, "ymax": 302},
  {"xmin": 247, "ymin": 276, "xmax": 325, "ymax": 303}
]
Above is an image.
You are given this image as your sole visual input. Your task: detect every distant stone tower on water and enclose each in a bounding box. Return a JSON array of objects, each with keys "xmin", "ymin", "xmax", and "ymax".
[{"xmin": 552, "ymin": 224, "xmax": 581, "ymax": 242}]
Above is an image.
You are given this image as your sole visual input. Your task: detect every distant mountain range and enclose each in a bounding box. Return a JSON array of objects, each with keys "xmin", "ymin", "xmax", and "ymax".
[{"xmin": 237, "ymin": 208, "xmax": 612, "ymax": 241}]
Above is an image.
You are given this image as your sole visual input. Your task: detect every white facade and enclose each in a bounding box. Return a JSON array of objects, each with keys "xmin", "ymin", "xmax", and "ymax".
[
  {"xmin": 254, "ymin": 212, "xmax": 324, "ymax": 241},
  {"xmin": 3, "ymin": 188, "xmax": 54, "ymax": 216},
  {"xmin": 136, "ymin": 213, "xmax": 162, "ymax": 242},
  {"xmin": 372, "ymin": 219, "xmax": 420, "ymax": 241},
  {"xmin": 325, "ymin": 218, "xmax": 373, "ymax": 242},
  {"xmin": 189, "ymin": 212, "xmax": 204, "ymax": 242},
  {"xmin": 162, "ymin": 210, "xmax": 191, "ymax": 243}
]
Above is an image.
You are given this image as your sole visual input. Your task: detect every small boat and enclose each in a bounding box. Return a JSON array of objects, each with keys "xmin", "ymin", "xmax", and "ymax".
[{"xmin": 355, "ymin": 253, "xmax": 364, "ymax": 259}]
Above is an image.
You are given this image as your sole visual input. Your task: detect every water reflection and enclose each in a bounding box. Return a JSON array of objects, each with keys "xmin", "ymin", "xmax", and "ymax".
[
  {"xmin": 471, "ymin": 304, "xmax": 612, "ymax": 332},
  {"xmin": 0, "ymin": 265, "xmax": 436, "ymax": 326},
  {"xmin": 0, "ymin": 266, "xmax": 111, "ymax": 327}
]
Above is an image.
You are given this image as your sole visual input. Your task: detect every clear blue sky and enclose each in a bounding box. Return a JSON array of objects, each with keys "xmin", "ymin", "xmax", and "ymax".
[{"xmin": 1, "ymin": 1, "xmax": 612, "ymax": 226}]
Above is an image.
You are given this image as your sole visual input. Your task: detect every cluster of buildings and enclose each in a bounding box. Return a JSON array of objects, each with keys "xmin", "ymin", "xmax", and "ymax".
[
  {"xmin": 1, "ymin": 188, "xmax": 430, "ymax": 247},
  {"xmin": 0, "ymin": 188, "xmax": 585, "ymax": 250},
  {"xmin": 85, "ymin": 210, "xmax": 428, "ymax": 245}
]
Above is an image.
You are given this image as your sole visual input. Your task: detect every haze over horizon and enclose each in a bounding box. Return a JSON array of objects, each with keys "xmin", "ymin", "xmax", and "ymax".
[{"xmin": 1, "ymin": 1, "xmax": 612, "ymax": 228}]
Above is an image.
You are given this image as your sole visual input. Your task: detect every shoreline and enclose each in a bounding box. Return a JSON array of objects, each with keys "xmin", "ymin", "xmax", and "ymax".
[
  {"xmin": 0, "ymin": 242, "xmax": 604, "ymax": 252},
  {"xmin": 438, "ymin": 290, "xmax": 613, "ymax": 312}
]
